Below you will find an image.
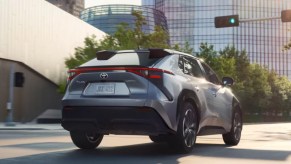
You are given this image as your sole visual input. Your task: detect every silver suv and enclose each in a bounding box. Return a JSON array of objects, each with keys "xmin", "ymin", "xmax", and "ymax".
[{"xmin": 61, "ymin": 49, "xmax": 243, "ymax": 153}]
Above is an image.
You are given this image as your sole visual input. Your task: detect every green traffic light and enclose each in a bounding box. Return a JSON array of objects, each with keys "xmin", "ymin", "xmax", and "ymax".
[
  {"xmin": 229, "ymin": 18, "xmax": 236, "ymax": 24},
  {"xmin": 215, "ymin": 15, "xmax": 239, "ymax": 28}
]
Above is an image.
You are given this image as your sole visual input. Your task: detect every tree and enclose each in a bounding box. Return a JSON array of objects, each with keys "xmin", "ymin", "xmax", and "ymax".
[
  {"xmin": 195, "ymin": 43, "xmax": 291, "ymax": 119},
  {"xmin": 246, "ymin": 64, "xmax": 272, "ymax": 114},
  {"xmin": 147, "ymin": 26, "xmax": 170, "ymax": 48},
  {"xmin": 65, "ymin": 10, "xmax": 171, "ymax": 69},
  {"xmin": 219, "ymin": 46, "xmax": 250, "ymax": 81},
  {"xmin": 65, "ymin": 35, "xmax": 101, "ymax": 69},
  {"xmin": 171, "ymin": 41, "xmax": 193, "ymax": 55},
  {"xmin": 196, "ymin": 43, "xmax": 218, "ymax": 68},
  {"xmin": 268, "ymin": 71, "xmax": 291, "ymax": 117}
]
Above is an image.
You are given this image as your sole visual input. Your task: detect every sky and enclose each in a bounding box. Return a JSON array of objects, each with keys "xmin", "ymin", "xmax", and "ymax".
[{"xmin": 85, "ymin": 0, "xmax": 142, "ymax": 8}]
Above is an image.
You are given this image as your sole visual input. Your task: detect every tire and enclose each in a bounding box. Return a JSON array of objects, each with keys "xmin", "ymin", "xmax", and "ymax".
[
  {"xmin": 168, "ymin": 101, "xmax": 198, "ymax": 153},
  {"xmin": 149, "ymin": 135, "xmax": 167, "ymax": 143},
  {"xmin": 70, "ymin": 131, "xmax": 103, "ymax": 149},
  {"xmin": 223, "ymin": 109, "xmax": 243, "ymax": 145}
]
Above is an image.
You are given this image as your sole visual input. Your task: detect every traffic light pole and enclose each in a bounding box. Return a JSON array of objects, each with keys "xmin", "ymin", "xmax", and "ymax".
[
  {"xmin": 215, "ymin": 10, "xmax": 291, "ymax": 28},
  {"xmin": 5, "ymin": 63, "xmax": 15, "ymax": 126},
  {"xmin": 240, "ymin": 16, "xmax": 281, "ymax": 23}
]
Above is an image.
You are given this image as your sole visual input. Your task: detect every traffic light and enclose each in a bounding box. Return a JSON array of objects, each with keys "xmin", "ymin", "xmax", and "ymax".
[
  {"xmin": 281, "ymin": 10, "xmax": 291, "ymax": 22},
  {"xmin": 14, "ymin": 72, "xmax": 25, "ymax": 87},
  {"xmin": 215, "ymin": 15, "xmax": 239, "ymax": 28}
]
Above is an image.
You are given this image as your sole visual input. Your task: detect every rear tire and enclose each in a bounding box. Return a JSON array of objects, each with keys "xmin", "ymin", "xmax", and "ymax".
[
  {"xmin": 168, "ymin": 101, "xmax": 198, "ymax": 153},
  {"xmin": 223, "ymin": 109, "xmax": 242, "ymax": 145},
  {"xmin": 70, "ymin": 131, "xmax": 103, "ymax": 149}
]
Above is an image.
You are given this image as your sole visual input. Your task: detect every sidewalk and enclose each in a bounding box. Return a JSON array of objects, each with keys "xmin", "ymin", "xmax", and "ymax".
[{"xmin": 0, "ymin": 122, "xmax": 63, "ymax": 130}]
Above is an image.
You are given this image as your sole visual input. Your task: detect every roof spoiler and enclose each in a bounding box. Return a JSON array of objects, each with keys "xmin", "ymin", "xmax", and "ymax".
[
  {"xmin": 96, "ymin": 49, "xmax": 171, "ymax": 60},
  {"xmin": 148, "ymin": 49, "xmax": 171, "ymax": 58},
  {"xmin": 96, "ymin": 50, "xmax": 117, "ymax": 60}
]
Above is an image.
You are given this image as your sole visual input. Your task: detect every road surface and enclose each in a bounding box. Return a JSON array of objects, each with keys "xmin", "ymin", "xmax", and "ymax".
[{"xmin": 0, "ymin": 123, "xmax": 290, "ymax": 164}]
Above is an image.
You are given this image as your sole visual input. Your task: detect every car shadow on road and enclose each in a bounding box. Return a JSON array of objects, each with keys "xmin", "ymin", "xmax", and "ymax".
[
  {"xmin": 254, "ymin": 130, "xmax": 291, "ymax": 141},
  {"xmin": 194, "ymin": 143, "xmax": 291, "ymax": 161},
  {"xmin": 0, "ymin": 142, "xmax": 291, "ymax": 164}
]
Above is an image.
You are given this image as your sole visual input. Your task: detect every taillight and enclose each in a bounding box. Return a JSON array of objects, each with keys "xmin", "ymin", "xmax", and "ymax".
[
  {"xmin": 67, "ymin": 69, "xmax": 81, "ymax": 82},
  {"xmin": 127, "ymin": 68, "xmax": 174, "ymax": 101},
  {"xmin": 126, "ymin": 68, "xmax": 173, "ymax": 79},
  {"xmin": 67, "ymin": 67, "xmax": 173, "ymax": 81},
  {"xmin": 66, "ymin": 67, "xmax": 174, "ymax": 101}
]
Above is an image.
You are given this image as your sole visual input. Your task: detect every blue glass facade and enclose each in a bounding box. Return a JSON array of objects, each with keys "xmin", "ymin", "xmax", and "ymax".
[
  {"xmin": 80, "ymin": 5, "xmax": 168, "ymax": 35},
  {"xmin": 142, "ymin": 0, "xmax": 291, "ymax": 79}
]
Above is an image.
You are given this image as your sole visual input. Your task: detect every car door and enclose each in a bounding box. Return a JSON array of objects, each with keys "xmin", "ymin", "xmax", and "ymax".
[
  {"xmin": 177, "ymin": 56, "xmax": 213, "ymax": 128},
  {"xmin": 199, "ymin": 62, "xmax": 231, "ymax": 128}
]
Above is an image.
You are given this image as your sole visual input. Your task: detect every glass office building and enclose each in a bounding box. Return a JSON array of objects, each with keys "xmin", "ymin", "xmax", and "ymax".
[
  {"xmin": 46, "ymin": 0, "xmax": 84, "ymax": 18},
  {"xmin": 80, "ymin": 5, "xmax": 168, "ymax": 35},
  {"xmin": 142, "ymin": 0, "xmax": 291, "ymax": 78}
]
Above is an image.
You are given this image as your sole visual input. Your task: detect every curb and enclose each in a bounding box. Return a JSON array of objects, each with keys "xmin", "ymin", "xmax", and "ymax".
[
  {"xmin": 0, "ymin": 128, "xmax": 49, "ymax": 130},
  {"xmin": 0, "ymin": 123, "xmax": 63, "ymax": 131}
]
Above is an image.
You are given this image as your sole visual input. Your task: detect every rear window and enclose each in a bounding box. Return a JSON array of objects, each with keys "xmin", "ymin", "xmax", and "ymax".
[{"xmin": 81, "ymin": 52, "xmax": 162, "ymax": 67}]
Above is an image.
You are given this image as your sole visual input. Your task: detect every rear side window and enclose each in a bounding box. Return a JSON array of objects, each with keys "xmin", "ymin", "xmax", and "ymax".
[
  {"xmin": 81, "ymin": 52, "xmax": 161, "ymax": 67},
  {"xmin": 178, "ymin": 56, "xmax": 204, "ymax": 78}
]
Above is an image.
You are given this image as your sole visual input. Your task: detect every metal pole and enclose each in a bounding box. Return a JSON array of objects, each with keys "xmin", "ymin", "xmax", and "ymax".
[
  {"xmin": 5, "ymin": 63, "xmax": 15, "ymax": 126},
  {"xmin": 240, "ymin": 16, "xmax": 281, "ymax": 23}
]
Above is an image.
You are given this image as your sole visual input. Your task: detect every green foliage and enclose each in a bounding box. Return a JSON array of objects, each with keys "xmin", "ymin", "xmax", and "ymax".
[
  {"xmin": 65, "ymin": 35, "xmax": 101, "ymax": 69},
  {"xmin": 196, "ymin": 43, "xmax": 218, "ymax": 67},
  {"xmin": 64, "ymin": 10, "xmax": 172, "ymax": 71},
  {"xmin": 57, "ymin": 80, "xmax": 67, "ymax": 94},
  {"xmin": 171, "ymin": 41, "xmax": 194, "ymax": 54},
  {"xmin": 245, "ymin": 64, "xmax": 272, "ymax": 113},
  {"xmin": 196, "ymin": 43, "xmax": 291, "ymax": 119},
  {"xmin": 147, "ymin": 26, "xmax": 171, "ymax": 48},
  {"xmin": 268, "ymin": 71, "xmax": 291, "ymax": 116},
  {"xmin": 64, "ymin": 10, "xmax": 192, "ymax": 70}
]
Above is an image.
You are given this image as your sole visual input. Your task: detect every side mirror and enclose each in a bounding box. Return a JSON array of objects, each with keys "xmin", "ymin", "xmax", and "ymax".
[{"xmin": 222, "ymin": 77, "xmax": 234, "ymax": 86}]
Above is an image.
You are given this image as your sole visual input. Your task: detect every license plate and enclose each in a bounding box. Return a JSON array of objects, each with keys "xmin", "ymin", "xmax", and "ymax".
[{"xmin": 95, "ymin": 83, "xmax": 115, "ymax": 95}]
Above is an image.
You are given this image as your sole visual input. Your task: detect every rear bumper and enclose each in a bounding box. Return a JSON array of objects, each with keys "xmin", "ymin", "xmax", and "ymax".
[{"xmin": 61, "ymin": 106, "xmax": 173, "ymax": 135}]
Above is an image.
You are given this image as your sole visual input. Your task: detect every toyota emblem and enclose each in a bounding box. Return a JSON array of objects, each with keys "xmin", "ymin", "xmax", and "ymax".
[{"xmin": 100, "ymin": 73, "xmax": 108, "ymax": 79}]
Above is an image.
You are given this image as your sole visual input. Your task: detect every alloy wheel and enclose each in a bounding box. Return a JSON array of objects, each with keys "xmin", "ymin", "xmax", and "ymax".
[
  {"xmin": 233, "ymin": 112, "xmax": 242, "ymax": 141},
  {"xmin": 182, "ymin": 108, "xmax": 197, "ymax": 148},
  {"xmin": 86, "ymin": 133, "xmax": 100, "ymax": 143}
]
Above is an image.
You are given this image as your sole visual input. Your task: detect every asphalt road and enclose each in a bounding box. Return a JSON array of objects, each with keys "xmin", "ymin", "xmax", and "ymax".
[{"xmin": 0, "ymin": 123, "xmax": 290, "ymax": 164}]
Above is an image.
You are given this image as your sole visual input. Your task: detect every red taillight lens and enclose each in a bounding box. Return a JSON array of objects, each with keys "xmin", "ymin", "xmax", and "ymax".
[
  {"xmin": 126, "ymin": 68, "xmax": 174, "ymax": 101},
  {"xmin": 126, "ymin": 69, "xmax": 148, "ymax": 77},
  {"xmin": 126, "ymin": 68, "xmax": 173, "ymax": 79},
  {"xmin": 148, "ymin": 75, "xmax": 161, "ymax": 79},
  {"xmin": 66, "ymin": 67, "xmax": 174, "ymax": 101},
  {"xmin": 67, "ymin": 67, "xmax": 173, "ymax": 81},
  {"xmin": 67, "ymin": 69, "xmax": 80, "ymax": 82}
]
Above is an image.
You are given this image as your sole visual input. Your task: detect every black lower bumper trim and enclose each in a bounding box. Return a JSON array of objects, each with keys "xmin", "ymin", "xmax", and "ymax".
[{"xmin": 61, "ymin": 106, "xmax": 173, "ymax": 135}]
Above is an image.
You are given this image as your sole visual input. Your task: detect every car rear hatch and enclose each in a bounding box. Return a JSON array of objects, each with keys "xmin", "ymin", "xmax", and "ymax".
[{"xmin": 65, "ymin": 49, "xmax": 173, "ymax": 106}]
